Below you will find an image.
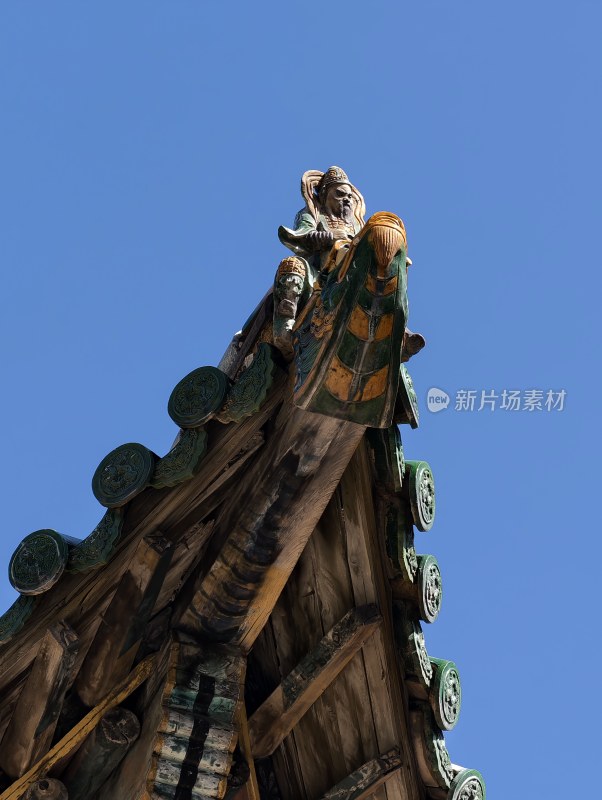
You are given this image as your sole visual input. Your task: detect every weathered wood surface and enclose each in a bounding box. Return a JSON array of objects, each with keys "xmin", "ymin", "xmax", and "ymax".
[
  {"xmin": 22, "ymin": 779, "xmax": 68, "ymax": 800},
  {"xmin": 249, "ymin": 605, "xmax": 382, "ymax": 759},
  {"xmin": 75, "ymin": 533, "xmax": 173, "ymax": 707},
  {"xmin": 0, "ymin": 622, "xmax": 79, "ymax": 779},
  {"xmin": 61, "ymin": 706, "xmax": 140, "ymax": 799},
  {"xmin": 178, "ymin": 400, "xmax": 366, "ymax": 650},
  {"xmin": 248, "ymin": 440, "xmax": 422, "ymax": 800},
  {"xmin": 0, "ymin": 654, "xmax": 156, "ymax": 800},
  {"xmin": 95, "ymin": 639, "xmax": 172, "ymax": 800},
  {"xmin": 236, "ymin": 701, "xmax": 260, "ymax": 800},
  {"xmin": 320, "ymin": 749, "xmax": 402, "ymax": 800},
  {"xmin": 0, "ymin": 377, "xmax": 283, "ymax": 741},
  {"xmin": 146, "ymin": 640, "xmax": 246, "ymax": 800}
]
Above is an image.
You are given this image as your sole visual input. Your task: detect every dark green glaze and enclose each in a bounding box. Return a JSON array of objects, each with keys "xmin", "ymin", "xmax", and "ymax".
[
  {"xmin": 448, "ymin": 769, "xmax": 486, "ymax": 800},
  {"xmin": 337, "ymin": 329, "xmax": 392, "ymax": 373},
  {"xmin": 9, "ymin": 529, "xmax": 79, "ymax": 595},
  {"xmin": 92, "ymin": 442, "xmax": 156, "ymax": 508},
  {"xmin": 151, "ymin": 428, "xmax": 208, "ymax": 490},
  {"xmin": 413, "ymin": 702, "xmax": 454, "ymax": 789},
  {"xmin": 405, "ymin": 460, "xmax": 436, "ymax": 531},
  {"xmin": 168, "ymin": 366, "xmax": 230, "ymax": 429},
  {"xmin": 394, "ymin": 365, "xmax": 420, "ymax": 428},
  {"xmin": 0, "ymin": 594, "xmax": 38, "ymax": 645},
  {"xmin": 293, "ymin": 214, "xmax": 409, "ymax": 428},
  {"xmin": 67, "ymin": 509, "xmax": 125, "ymax": 573},
  {"xmin": 217, "ymin": 343, "xmax": 279, "ymax": 424},
  {"xmin": 417, "ymin": 554, "xmax": 442, "ymax": 623},
  {"xmin": 392, "ymin": 601, "xmax": 433, "ymax": 687},
  {"xmin": 429, "ymin": 658, "xmax": 461, "ymax": 731}
]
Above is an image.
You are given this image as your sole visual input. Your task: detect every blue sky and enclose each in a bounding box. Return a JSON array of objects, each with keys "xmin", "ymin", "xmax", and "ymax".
[{"xmin": 1, "ymin": 3, "xmax": 600, "ymax": 796}]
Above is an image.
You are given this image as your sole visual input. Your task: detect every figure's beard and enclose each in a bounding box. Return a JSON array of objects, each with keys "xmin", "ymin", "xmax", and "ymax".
[{"xmin": 334, "ymin": 200, "xmax": 354, "ymax": 222}]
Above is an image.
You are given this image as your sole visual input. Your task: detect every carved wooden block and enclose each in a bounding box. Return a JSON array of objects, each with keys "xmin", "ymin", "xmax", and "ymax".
[
  {"xmin": 147, "ymin": 640, "xmax": 246, "ymax": 800},
  {"xmin": 23, "ymin": 779, "xmax": 68, "ymax": 800},
  {"xmin": 61, "ymin": 706, "xmax": 140, "ymax": 799}
]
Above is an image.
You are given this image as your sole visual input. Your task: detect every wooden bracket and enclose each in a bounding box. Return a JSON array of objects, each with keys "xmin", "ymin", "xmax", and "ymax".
[{"xmin": 249, "ymin": 604, "xmax": 382, "ymax": 759}]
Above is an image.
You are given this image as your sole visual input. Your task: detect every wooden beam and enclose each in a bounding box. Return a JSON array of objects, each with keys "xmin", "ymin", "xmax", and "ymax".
[
  {"xmin": 178, "ymin": 405, "xmax": 365, "ymax": 650},
  {"xmin": 249, "ymin": 605, "xmax": 382, "ymax": 759},
  {"xmin": 248, "ymin": 440, "xmax": 424, "ymax": 800},
  {"xmin": 0, "ymin": 653, "xmax": 156, "ymax": 800},
  {"xmin": 23, "ymin": 780, "xmax": 68, "ymax": 800},
  {"xmin": 320, "ymin": 749, "xmax": 402, "ymax": 800},
  {"xmin": 236, "ymin": 702, "xmax": 260, "ymax": 800},
  {"xmin": 0, "ymin": 622, "xmax": 79, "ymax": 779},
  {"xmin": 61, "ymin": 707, "xmax": 140, "ymax": 799},
  {"xmin": 75, "ymin": 534, "xmax": 173, "ymax": 707}
]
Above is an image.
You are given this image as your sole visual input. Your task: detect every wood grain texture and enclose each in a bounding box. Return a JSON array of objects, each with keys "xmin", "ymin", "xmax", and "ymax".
[
  {"xmin": 249, "ymin": 605, "xmax": 382, "ymax": 759},
  {"xmin": 75, "ymin": 534, "xmax": 173, "ymax": 707},
  {"xmin": 0, "ymin": 622, "xmax": 79, "ymax": 779},
  {"xmin": 320, "ymin": 749, "xmax": 402, "ymax": 800},
  {"xmin": 22, "ymin": 779, "xmax": 68, "ymax": 800},
  {"xmin": 237, "ymin": 701, "xmax": 260, "ymax": 800},
  {"xmin": 179, "ymin": 398, "xmax": 365, "ymax": 651},
  {"xmin": 248, "ymin": 439, "xmax": 423, "ymax": 800},
  {"xmin": 0, "ymin": 654, "xmax": 156, "ymax": 800},
  {"xmin": 61, "ymin": 706, "xmax": 140, "ymax": 799}
]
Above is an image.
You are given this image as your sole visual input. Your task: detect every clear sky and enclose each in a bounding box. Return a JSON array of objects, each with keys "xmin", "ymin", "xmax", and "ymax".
[{"xmin": 0, "ymin": 2, "xmax": 600, "ymax": 797}]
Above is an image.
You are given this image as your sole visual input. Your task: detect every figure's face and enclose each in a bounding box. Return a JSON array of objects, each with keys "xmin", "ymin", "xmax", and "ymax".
[{"xmin": 324, "ymin": 183, "xmax": 355, "ymax": 221}]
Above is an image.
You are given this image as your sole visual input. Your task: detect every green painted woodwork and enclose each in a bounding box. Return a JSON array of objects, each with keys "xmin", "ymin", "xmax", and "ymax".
[
  {"xmin": 429, "ymin": 658, "xmax": 461, "ymax": 731},
  {"xmin": 0, "ymin": 594, "xmax": 38, "ymax": 645},
  {"xmin": 151, "ymin": 428, "xmax": 208, "ymax": 490},
  {"xmin": 149, "ymin": 642, "xmax": 246, "ymax": 799},
  {"xmin": 217, "ymin": 343, "xmax": 279, "ymax": 424},
  {"xmin": 168, "ymin": 366, "xmax": 230, "ymax": 429},
  {"xmin": 392, "ymin": 602, "xmax": 433, "ymax": 687},
  {"xmin": 293, "ymin": 213, "xmax": 409, "ymax": 428},
  {"xmin": 92, "ymin": 443, "xmax": 156, "ymax": 508},
  {"xmin": 394, "ymin": 365, "xmax": 420, "ymax": 428},
  {"xmin": 9, "ymin": 530, "xmax": 80, "ymax": 595},
  {"xmin": 448, "ymin": 769, "xmax": 486, "ymax": 800},
  {"xmin": 367, "ymin": 425, "xmax": 405, "ymax": 495},
  {"xmin": 67, "ymin": 509, "xmax": 125, "ymax": 573},
  {"xmin": 417, "ymin": 554, "xmax": 442, "ymax": 623},
  {"xmin": 405, "ymin": 460, "xmax": 436, "ymax": 531}
]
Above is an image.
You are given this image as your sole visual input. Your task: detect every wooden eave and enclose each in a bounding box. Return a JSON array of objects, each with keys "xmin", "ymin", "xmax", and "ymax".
[{"xmin": 0, "ymin": 344, "xmax": 482, "ymax": 800}]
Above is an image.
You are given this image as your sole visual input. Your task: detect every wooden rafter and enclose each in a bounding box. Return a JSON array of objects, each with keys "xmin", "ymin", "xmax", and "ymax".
[
  {"xmin": 320, "ymin": 748, "xmax": 402, "ymax": 800},
  {"xmin": 249, "ymin": 604, "xmax": 382, "ymax": 759}
]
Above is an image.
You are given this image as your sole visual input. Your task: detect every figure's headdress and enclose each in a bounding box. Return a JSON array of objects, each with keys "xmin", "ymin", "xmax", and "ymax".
[
  {"xmin": 317, "ymin": 166, "xmax": 350, "ymax": 199},
  {"xmin": 299, "ymin": 167, "xmax": 366, "ymax": 228}
]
